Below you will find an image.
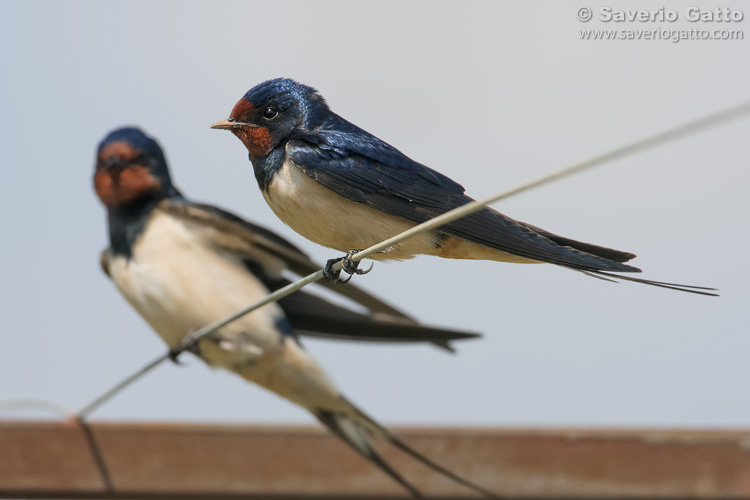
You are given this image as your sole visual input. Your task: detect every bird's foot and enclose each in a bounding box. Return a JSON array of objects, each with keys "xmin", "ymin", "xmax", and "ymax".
[
  {"xmin": 168, "ymin": 329, "xmax": 202, "ymax": 364},
  {"xmin": 323, "ymin": 250, "xmax": 373, "ymax": 284},
  {"xmin": 342, "ymin": 250, "xmax": 373, "ymax": 275}
]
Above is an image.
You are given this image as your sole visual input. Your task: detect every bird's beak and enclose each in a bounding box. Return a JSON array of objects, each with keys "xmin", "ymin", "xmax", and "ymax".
[{"xmin": 210, "ymin": 119, "xmax": 257, "ymax": 130}]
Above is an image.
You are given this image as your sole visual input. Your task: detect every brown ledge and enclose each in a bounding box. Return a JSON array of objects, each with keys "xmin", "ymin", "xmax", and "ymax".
[{"xmin": 1, "ymin": 421, "xmax": 749, "ymax": 498}]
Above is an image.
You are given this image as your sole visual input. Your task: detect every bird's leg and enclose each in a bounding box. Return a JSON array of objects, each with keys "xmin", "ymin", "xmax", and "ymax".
[
  {"xmin": 168, "ymin": 329, "xmax": 203, "ymax": 364},
  {"xmin": 323, "ymin": 258, "xmax": 345, "ymax": 283},
  {"xmin": 323, "ymin": 256, "xmax": 357, "ymax": 284},
  {"xmin": 323, "ymin": 250, "xmax": 373, "ymax": 284}
]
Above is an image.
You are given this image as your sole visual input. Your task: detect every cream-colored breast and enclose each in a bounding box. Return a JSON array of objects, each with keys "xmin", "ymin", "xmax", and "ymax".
[
  {"xmin": 107, "ymin": 206, "xmax": 347, "ymax": 411},
  {"xmin": 107, "ymin": 208, "xmax": 284, "ymax": 358},
  {"xmin": 262, "ymin": 159, "xmax": 440, "ymax": 261},
  {"xmin": 233, "ymin": 336, "xmax": 347, "ymax": 413}
]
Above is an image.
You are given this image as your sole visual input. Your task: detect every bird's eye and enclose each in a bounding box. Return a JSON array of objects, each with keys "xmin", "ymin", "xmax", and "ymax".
[{"xmin": 262, "ymin": 107, "xmax": 279, "ymax": 120}]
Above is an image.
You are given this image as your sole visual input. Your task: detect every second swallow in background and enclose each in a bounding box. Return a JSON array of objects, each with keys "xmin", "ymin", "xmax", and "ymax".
[{"xmin": 93, "ymin": 127, "xmax": 492, "ymax": 497}]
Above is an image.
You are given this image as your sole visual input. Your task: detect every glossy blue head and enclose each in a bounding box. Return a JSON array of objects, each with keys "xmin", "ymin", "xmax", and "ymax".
[
  {"xmin": 211, "ymin": 78, "xmax": 330, "ymax": 159},
  {"xmin": 94, "ymin": 127, "xmax": 177, "ymax": 208},
  {"xmin": 243, "ymin": 78, "xmax": 323, "ymax": 112}
]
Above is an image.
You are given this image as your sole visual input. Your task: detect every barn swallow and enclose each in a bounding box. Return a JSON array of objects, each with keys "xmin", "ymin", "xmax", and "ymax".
[
  {"xmin": 212, "ymin": 78, "xmax": 716, "ymax": 295},
  {"xmin": 93, "ymin": 127, "xmax": 492, "ymax": 497},
  {"xmin": 94, "ymin": 127, "xmax": 478, "ymax": 350}
]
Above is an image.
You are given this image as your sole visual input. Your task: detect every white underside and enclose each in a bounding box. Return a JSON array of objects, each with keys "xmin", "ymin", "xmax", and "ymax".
[
  {"xmin": 263, "ymin": 159, "xmax": 440, "ymax": 261},
  {"xmin": 263, "ymin": 158, "xmax": 538, "ymax": 264},
  {"xmin": 106, "ymin": 205, "xmax": 347, "ymax": 411}
]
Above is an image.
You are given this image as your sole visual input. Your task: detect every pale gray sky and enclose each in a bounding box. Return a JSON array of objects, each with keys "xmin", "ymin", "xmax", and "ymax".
[{"xmin": 1, "ymin": 1, "xmax": 748, "ymax": 428}]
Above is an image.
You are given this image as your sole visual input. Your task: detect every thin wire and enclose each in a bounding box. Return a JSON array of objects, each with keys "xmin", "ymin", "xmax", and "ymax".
[
  {"xmin": 77, "ymin": 273, "xmax": 324, "ymax": 419},
  {"xmin": 348, "ymin": 101, "xmax": 750, "ymax": 263},
  {"xmin": 76, "ymin": 100, "xmax": 750, "ymax": 420},
  {"xmin": 0, "ymin": 398, "xmax": 75, "ymax": 419},
  {"xmin": 0, "ymin": 398, "xmax": 114, "ymax": 490},
  {"xmin": 77, "ymin": 355, "xmax": 170, "ymax": 419},
  {"xmin": 75, "ymin": 417, "xmax": 115, "ymax": 492}
]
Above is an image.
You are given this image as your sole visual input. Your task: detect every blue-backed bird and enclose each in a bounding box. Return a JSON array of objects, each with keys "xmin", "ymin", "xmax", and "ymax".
[
  {"xmin": 211, "ymin": 78, "xmax": 715, "ymax": 295},
  {"xmin": 94, "ymin": 127, "xmax": 492, "ymax": 497}
]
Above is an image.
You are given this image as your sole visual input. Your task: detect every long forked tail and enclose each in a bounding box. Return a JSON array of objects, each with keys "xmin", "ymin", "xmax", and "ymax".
[
  {"xmin": 314, "ymin": 401, "xmax": 497, "ymax": 498},
  {"xmin": 314, "ymin": 409, "xmax": 423, "ymax": 497},
  {"xmin": 515, "ymin": 221, "xmax": 717, "ymax": 296},
  {"xmin": 379, "ymin": 428, "xmax": 498, "ymax": 498},
  {"xmin": 574, "ymin": 268, "xmax": 719, "ymax": 296}
]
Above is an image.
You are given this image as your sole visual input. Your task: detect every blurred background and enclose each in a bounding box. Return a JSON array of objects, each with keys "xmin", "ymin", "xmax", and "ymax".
[{"xmin": 1, "ymin": 0, "xmax": 748, "ymax": 428}]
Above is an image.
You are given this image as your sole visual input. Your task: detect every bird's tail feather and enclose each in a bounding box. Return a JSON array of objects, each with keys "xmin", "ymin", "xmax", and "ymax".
[
  {"xmin": 385, "ymin": 431, "xmax": 497, "ymax": 498},
  {"xmin": 520, "ymin": 222, "xmax": 637, "ymax": 263},
  {"xmin": 274, "ymin": 283, "xmax": 481, "ymax": 353},
  {"xmin": 314, "ymin": 409, "xmax": 423, "ymax": 497},
  {"xmin": 575, "ymin": 268, "xmax": 719, "ymax": 296},
  {"xmin": 315, "ymin": 399, "xmax": 497, "ymax": 498}
]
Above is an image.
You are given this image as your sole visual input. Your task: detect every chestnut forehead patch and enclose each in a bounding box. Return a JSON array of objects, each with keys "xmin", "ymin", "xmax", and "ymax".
[{"xmin": 230, "ymin": 98, "xmax": 255, "ymax": 120}]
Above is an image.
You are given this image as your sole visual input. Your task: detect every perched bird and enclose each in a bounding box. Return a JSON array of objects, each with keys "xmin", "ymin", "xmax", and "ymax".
[
  {"xmin": 94, "ymin": 127, "xmax": 491, "ymax": 497},
  {"xmin": 212, "ymin": 78, "xmax": 715, "ymax": 295},
  {"xmin": 94, "ymin": 127, "xmax": 478, "ymax": 351}
]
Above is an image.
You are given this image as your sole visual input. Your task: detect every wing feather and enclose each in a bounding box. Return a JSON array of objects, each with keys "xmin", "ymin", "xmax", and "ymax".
[
  {"xmin": 159, "ymin": 198, "xmax": 414, "ymax": 318},
  {"xmin": 286, "ymin": 129, "xmax": 639, "ymax": 273},
  {"xmin": 158, "ymin": 199, "xmax": 481, "ymax": 347}
]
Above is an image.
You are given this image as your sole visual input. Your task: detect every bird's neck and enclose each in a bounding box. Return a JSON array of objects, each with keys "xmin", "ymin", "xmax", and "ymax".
[
  {"xmin": 252, "ymin": 147, "xmax": 287, "ymax": 192},
  {"xmin": 106, "ymin": 192, "xmax": 168, "ymax": 258}
]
